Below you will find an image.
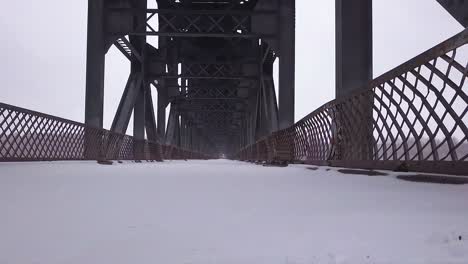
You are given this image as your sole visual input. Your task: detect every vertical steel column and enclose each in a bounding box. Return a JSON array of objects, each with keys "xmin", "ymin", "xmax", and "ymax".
[
  {"xmin": 278, "ymin": 0, "xmax": 296, "ymax": 129},
  {"xmin": 133, "ymin": 84, "xmax": 145, "ymax": 160},
  {"xmin": 133, "ymin": 85, "xmax": 146, "ymax": 140},
  {"xmin": 85, "ymin": 0, "xmax": 106, "ymax": 128},
  {"xmin": 187, "ymin": 125, "xmax": 193, "ymax": 151},
  {"xmin": 132, "ymin": 0, "xmax": 147, "ymax": 141},
  {"xmin": 174, "ymin": 113, "xmax": 181, "ymax": 147},
  {"xmin": 165, "ymin": 106, "xmax": 181, "ymax": 147},
  {"xmin": 336, "ymin": 0, "xmax": 373, "ymax": 160},
  {"xmin": 157, "ymin": 88, "xmax": 168, "ymax": 138},
  {"xmin": 145, "ymin": 85, "xmax": 158, "ymax": 141},
  {"xmin": 180, "ymin": 116, "xmax": 186, "ymax": 148},
  {"xmin": 335, "ymin": 0, "xmax": 373, "ymax": 98}
]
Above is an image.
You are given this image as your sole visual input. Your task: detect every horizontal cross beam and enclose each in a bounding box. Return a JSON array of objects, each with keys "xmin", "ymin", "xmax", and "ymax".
[
  {"xmin": 107, "ymin": 8, "xmax": 277, "ymax": 39},
  {"xmin": 149, "ymin": 75, "xmax": 258, "ymax": 80}
]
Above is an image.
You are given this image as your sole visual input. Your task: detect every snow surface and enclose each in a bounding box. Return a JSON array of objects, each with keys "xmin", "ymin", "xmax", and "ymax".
[{"xmin": 0, "ymin": 160, "xmax": 467, "ymax": 264}]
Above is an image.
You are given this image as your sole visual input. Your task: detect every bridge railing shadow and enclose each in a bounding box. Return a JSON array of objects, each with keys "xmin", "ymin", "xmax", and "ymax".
[
  {"xmin": 237, "ymin": 29, "xmax": 468, "ymax": 176},
  {"xmin": 0, "ymin": 103, "xmax": 212, "ymax": 162}
]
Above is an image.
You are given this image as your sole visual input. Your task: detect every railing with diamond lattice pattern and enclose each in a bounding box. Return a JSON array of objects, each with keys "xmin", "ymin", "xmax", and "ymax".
[
  {"xmin": 0, "ymin": 103, "xmax": 211, "ymax": 162},
  {"xmin": 237, "ymin": 29, "xmax": 468, "ymax": 175}
]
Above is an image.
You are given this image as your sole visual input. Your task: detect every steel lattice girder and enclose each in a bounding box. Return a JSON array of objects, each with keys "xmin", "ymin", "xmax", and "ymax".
[{"xmin": 106, "ymin": 8, "xmax": 278, "ymax": 38}]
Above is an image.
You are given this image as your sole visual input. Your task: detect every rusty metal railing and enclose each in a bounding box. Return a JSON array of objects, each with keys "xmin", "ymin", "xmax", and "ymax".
[
  {"xmin": 0, "ymin": 102, "xmax": 211, "ymax": 162},
  {"xmin": 237, "ymin": 29, "xmax": 468, "ymax": 175}
]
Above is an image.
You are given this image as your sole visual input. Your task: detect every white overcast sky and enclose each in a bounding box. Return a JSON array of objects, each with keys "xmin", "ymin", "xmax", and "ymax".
[{"xmin": 0, "ymin": 0, "xmax": 463, "ymax": 133}]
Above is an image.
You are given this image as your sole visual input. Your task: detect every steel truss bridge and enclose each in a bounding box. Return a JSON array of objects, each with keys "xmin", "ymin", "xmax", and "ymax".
[{"xmin": 1, "ymin": 0, "xmax": 468, "ymax": 175}]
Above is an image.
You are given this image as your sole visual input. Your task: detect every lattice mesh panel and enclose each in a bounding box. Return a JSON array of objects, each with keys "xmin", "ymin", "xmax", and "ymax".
[
  {"xmin": 237, "ymin": 29, "xmax": 468, "ymax": 173},
  {"xmin": 0, "ymin": 103, "xmax": 209, "ymax": 162}
]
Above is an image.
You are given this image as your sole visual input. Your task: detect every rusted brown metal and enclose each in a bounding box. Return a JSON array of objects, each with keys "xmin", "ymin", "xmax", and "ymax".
[
  {"xmin": 0, "ymin": 103, "xmax": 211, "ymax": 162},
  {"xmin": 237, "ymin": 29, "xmax": 468, "ymax": 176}
]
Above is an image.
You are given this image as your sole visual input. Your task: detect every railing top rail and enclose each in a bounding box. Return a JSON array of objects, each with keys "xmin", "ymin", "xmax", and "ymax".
[
  {"xmin": 0, "ymin": 102, "xmax": 215, "ymax": 161},
  {"xmin": 237, "ymin": 28, "xmax": 468, "ymax": 175},
  {"xmin": 0, "ymin": 102, "xmax": 153, "ymax": 142},
  {"xmin": 0, "ymin": 102, "xmax": 87, "ymax": 129}
]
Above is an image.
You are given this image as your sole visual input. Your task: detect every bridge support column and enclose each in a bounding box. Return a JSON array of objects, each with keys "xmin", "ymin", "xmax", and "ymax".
[
  {"xmin": 85, "ymin": 0, "xmax": 105, "ymax": 128},
  {"xmin": 336, "ymin": 0, "xmax": 373, "ymax": 98},
  {"xmin": 145, "ymin": 85, "xmax": 158, "ymax": 142},
  {"xmin": 278, "ymin": 0, "xmax": 296, "ymax": 129},
  {"xmin": 132, "ymin": 0, "xmax": 147, "ymax": 142},
  {"xmin": 157, "ymin": 88, "xmax": 168, "ymax": 139},
  {"xmin": 165, "ymin": 106, "xmax": 181, "ymax": 147},
  {"xmin": 133, "ymin": 86, "xmax": 146, "ymax": 141},
  {"xmin": 336, "ymin": 0, "xmax": 374, "ymax": 160},
  {"xmin": 180, "ymin": 116, "xmax": 187, "ymax": 149}
]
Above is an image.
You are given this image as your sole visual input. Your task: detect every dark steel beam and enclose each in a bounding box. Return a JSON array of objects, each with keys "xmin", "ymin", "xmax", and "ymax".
[
  {"xmin": 335, "ymin": 0, "xmax": 373, "ymax": 160},
  {"xmin": 114, "ymin": 39, "xmax": 133, "ymax": 61},
  {"xmin": 176, "ymin": 98, "xmax": 246, "ymax": 101},
  {"xmin": 131, "ymin": 0, "xmax": 147, "ymax": 142},
  {"xmin": 114, "ymin": 37, "xmax": 143, "ymax": 62},
  {"xmin": 107, "ymin": 8, "xmax": 277, "ymax": 16},
  {"xmin": 133, "ymin": 85, "xmax": 146, "ymax": 140},
  {"xmin": 278, "ymin": 0, "xmax": 296, "ymax": 129},
  {"xmin": 437, "ymin": 0, "xmax": 468, "ymax": 27},
  {"xmin": 107, "ymin": 8, "xmax": 276, "ymax": 38},
  {"xmin": 85, "ymin": 0, "xmax": 105, "ymax": 128},
  {"xmin": 145, "ymin": 85, "xmax": 158, "ymax": 142},
  {"xmin": 262, "ymin": 77, "xmax": 279, "ymax": 133},
  {"xmin": 177, "ymin": 109, "xmax": 245, "ymax": 113},
  {"xmin": 165, "ymin": 106, "xmax": 181, "ymax": 146},
  {"xmin": 117, "ymin": 32, "xmax": 274, "ymax": 38},
  {"xmin": 336, "ymin": 0, "xmax": 373, "ymax": 98},
  {"xmin": 111, "ymin": 74, "xmax": 143, "ymax": 134},
  {"xmin": 149, "ymin": 75, "xmax": 258, "ymax": 80},
  {"xmin": 157, "ymin": 86, "xmax": 168, "ymax": 139}
]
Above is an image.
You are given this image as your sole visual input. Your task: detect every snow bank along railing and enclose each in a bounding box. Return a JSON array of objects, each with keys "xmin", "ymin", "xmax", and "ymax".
[
  {"xmin": 237, "ymin": 29, "xmax": 468, "ymax": 176},
  {"xmin": 0, "ymin": 102, "xmax": 212, "ymax": 162}
]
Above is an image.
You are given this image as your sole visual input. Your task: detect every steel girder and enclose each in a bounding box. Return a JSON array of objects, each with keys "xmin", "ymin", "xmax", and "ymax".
[
  {"xmin": 111, "ymin": 73, "xmax": 143, "ymax": 134},
  {"xmin": 106, "ymin": 8, "xmax": 277, "ymax": 38},
  {"xmin": 437, "ymin": 0, "xmax": 468, "ymax": 27},
  {"xmin": 86, "ymin": 0, "xmax": 292, "ymax": 156}
]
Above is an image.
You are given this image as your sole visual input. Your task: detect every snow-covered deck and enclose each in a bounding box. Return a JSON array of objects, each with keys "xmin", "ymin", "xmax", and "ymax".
[{"xmin": 1, "ymin": 160, "xmax": 467, "ymax": 264}]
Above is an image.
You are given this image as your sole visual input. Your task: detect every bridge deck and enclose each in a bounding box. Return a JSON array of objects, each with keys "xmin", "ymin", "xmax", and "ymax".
[{"xmin": 1, "ymin": 160, "xmax": 467, "ymax": 263}]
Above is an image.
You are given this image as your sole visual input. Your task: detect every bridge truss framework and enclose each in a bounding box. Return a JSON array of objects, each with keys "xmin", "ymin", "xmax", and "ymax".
[{"xmin": 0, "ymin": 0, "xmax": 467, "ymax": 175}]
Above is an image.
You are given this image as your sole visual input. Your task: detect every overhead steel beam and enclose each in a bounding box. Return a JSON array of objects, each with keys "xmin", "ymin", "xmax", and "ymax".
[
  {"xmin": 174, "ymin": 97, "xmax": 247, "ymax": 102},
  {"xmin": 107, "ymin": 8, "xmax": 277, "ymax": 38},
  {"xmin": 149, "ymin": 75, "xmax": 258, "ymax": 80},
  {"xmin": 177, "ymin": 109, "xmax": 245, "ymax": 113},
  {"xmin": 436, "ymin": 0, "xmax": 468, "ymax": 27},
  {"xmin": 108, "ymin": 8, "xmax": 277, "ymax": 15},
  {"xmin": 118, "ymin": 32, "xmax": 274, "ymax": 38}
]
